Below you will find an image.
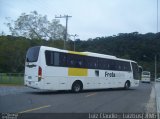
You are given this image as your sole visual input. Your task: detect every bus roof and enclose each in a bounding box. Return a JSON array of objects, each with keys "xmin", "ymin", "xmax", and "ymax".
[{"xmin": 82, "ymin": 51, "xmax": 116, "ymax": 59}]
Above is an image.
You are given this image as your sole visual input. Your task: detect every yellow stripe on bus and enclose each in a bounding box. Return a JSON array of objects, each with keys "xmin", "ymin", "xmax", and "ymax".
[
  {"xmin": 68, "ymin": 51, "xmax": 87, "ymax": 55},
  {"xmin": 68, "ymin": 68, "xmax": 88, "ymax": 76}
]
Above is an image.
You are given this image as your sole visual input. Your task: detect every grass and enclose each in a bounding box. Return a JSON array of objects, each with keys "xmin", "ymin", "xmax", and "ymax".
[{"xmin": 0, "ymin": 73, "xmax": 24, "ymax": 85}]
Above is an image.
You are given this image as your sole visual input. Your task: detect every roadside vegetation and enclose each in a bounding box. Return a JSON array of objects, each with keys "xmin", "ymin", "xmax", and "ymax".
[{"xmin": 0, "ymin": 73, "xmax": 24, "ymax": 85}]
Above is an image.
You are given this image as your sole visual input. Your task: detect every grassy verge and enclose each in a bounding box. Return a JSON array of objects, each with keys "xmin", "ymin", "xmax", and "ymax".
[{"xmin": 0, "ymin": 73, "xmax": 24, "ymax": 85}]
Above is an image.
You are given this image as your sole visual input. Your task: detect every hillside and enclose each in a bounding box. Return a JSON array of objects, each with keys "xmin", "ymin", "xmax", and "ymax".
[{"xmin": 0, "ymin": 32, "xmax": 160, "ymax": 78}]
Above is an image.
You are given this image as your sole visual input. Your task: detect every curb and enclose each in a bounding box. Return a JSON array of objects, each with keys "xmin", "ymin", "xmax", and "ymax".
[{"xmin": 0, "ymin": 84, "xmax": 23, "ymax": 86}]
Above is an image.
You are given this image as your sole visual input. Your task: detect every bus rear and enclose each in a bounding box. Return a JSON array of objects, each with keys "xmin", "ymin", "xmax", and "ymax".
[
  {"xmin": 141, "ymin": 71, "xmax": 151, "ymax": 83},
  {"xmin": 24, "ymin": 46, "xmax": 42, "ymax": 89}
]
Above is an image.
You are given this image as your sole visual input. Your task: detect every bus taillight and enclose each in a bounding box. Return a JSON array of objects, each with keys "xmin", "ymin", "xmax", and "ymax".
[{"xmin": 38, "ymin": 66, "xmax": 42, "ymax": 81}]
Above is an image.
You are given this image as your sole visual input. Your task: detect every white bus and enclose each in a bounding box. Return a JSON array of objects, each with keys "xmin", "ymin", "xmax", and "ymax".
[
  {"xmin": 141, "ymin": 71, "xmax": 151, "ymax": 83},
  {"xmin": 24, "ymin": 46, "xmax": 140, "ymax": 92}
]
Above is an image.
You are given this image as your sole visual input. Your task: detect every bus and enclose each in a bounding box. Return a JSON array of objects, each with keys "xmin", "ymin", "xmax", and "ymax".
[
  {"xmin": 141, "ymin": 71, "xmax": 151, "ymax": 83},
  {"xmin": 24, "ymin": 46, "xmax": 140, "ymax": 92}
]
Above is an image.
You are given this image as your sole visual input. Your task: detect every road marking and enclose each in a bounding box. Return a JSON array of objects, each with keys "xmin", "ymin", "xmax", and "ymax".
[
  {"xmin": 19, "ymin": 105, "xmax": 51, "ymax": 113},
  {"xmin": 85, "ymin": 93, "xmax": 97, "ymax": 97}
]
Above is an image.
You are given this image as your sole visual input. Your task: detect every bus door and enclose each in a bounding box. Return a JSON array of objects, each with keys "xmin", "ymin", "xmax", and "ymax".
[{"xmin": 131, "ymin": 62, "xmax": 139, "ymax": 80}]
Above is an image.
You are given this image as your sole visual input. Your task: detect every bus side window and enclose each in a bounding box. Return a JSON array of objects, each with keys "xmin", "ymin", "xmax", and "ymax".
[
  {"xmin": 67, "ymin": 54, "xmax": 75, "ymax": 67},
  {"xmin": 115, "ymin": 61, "xmax": 131, "ymax": 71},
  {"xmin": 45, "ymin": 51, "xmax": 54, "ymax": 66},
  {"xmin": 60, "ymin": 53, "xmax": 67, "ymax": 67},
  {"xmin": 125, "ymin": 62, "xmax": 131, "ymax": 71},
  {"xmin": 76, "ymin": 55, "xmax": 84, "ymax": 68},
  {"xmin": 45, "ymin": 51, "xmax": 60, "ymax": 66},
  {"xmin": 54, "ymin": 52, "xmax": 59, "ymax": 66},
  {"xmin": 98, "ymin": 58, "xmax": 103, "ymax": 69},
  {"xmin": 88, "ymin": 57, "xmax": 98, "ymax": 69},
  {"xmin": 98, "ymin": 58, "xmax": 109, "ymax": 70},
  {"xmin": 109, "ymin": 59, "xmax": 116, "ymax": 70},
  {"xmin": 115, "ymin": 61, "xmax": 121, "ymax": 71}
]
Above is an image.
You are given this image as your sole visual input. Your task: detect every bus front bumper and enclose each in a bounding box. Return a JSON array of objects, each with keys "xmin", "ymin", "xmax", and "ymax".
[{"xmin": 132, "ymin": 80, "xmax": 139, "ymax": 87}]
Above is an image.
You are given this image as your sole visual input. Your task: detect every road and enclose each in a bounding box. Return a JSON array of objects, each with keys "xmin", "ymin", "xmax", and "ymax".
[{"xmin": 0, "ymin": 82, "xmax": 156, "ymax": 119}]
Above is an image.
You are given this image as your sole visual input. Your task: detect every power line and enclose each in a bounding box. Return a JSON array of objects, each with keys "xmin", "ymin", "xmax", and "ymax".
[{"xmin": 55, "ymin": 15, "xmax": 72, "ymax": 49}]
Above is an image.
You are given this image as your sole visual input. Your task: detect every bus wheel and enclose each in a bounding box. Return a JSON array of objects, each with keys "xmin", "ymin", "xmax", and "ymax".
[
  {"xmin": 72, "ymin": 81, "xmax": 82, "ymax": 93},
  {"xmin": 124, "ymin": 81, "xmax": 130, "ymax": 90}
]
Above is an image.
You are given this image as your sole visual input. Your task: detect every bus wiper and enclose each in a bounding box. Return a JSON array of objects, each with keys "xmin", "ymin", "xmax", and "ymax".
[{"xmin": 26, "ymin": 64, "xmax": 36, "ymax": 68}]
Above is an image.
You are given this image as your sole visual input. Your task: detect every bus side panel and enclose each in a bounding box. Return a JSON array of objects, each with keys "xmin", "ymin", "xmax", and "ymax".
[{"xmin": 43, "ymin": 67, "xmax": 71, "ymax": 90}]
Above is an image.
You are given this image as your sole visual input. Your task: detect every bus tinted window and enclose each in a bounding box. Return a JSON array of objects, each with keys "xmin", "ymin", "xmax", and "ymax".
[
  {"xmin": 66, "ymin": 54, "xmax": 85, "ymax": 68},
  {"xmin": 60, "ymin": 53, "xmax": 67, "ymax": 67},
  {"xmin": 54, "ymin": 52, "xmax": 59, "ymax": 66},
  {"xmin": 66, "ymin": 54, "xmax": 74, "ymax": 67},
  {"xmin": 86, "ymin": 56, "xmax": 98, "ymax": 69},
  {"xmin": 45, "ymin": 50, "xmax": 131, "ymax": 72},
  {"xmin": 74, "ymin": 55, "xmax": 84, "ymax": 68},
  {"xmin": 26, "ymin": 46, "xmax": 40, "ymax": 62},
  {"xmin": 98, "ymin": 58, "xmax": 106, "ymax": 69},
  {"xmin": 108, "ymin": 59, "xmax": 116, "ymax": 70},
  {"xmin": 45, "ymin": 51, "xmax": 53, "ymax": 66},
  {"xmin": 116, "ymin": 61, "xmax": 131, "ymax": 71},
  {"xmin": 45, "ymin": 51, "xmax": 60, "ymax": 66}
]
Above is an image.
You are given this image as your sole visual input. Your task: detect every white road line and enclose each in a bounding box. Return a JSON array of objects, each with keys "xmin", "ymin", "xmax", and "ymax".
[
  {"xmin": 19, "ymin": 105, "xmax": 51, "ymax": 113},
  {"xmin": 85, "ymin": 93, "xmax": 97, "ymax": 97}
]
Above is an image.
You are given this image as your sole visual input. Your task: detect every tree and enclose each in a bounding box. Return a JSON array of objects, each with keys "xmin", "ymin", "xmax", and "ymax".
[{"xmin": 6, "ymin": 11, "xmax": 65, "ymax": 40}]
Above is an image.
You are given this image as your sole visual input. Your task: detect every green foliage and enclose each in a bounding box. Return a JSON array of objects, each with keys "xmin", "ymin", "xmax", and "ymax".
[
  {"xmin": 75, "ymin": 32, "xmax": 160, "ymax": 78},
  {"xmin": 6, "ymin": 11, "xmax": 65, "ymax": 40},
  {"xmin": 0, "ymin": 32, "xmax": 160, "ymax": 79},
  {"xmin": 0, "ymin": 35, "xmax": 64, "ymax": 73},
  {"xmin": 0, "ymin": 36, "xmax": 30, "ymax": 72}
]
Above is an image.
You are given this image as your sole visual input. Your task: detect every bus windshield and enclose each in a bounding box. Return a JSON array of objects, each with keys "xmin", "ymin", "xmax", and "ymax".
[{"xmin": 26, "ymin": 46, "xmax": 40, "ymax": 62}]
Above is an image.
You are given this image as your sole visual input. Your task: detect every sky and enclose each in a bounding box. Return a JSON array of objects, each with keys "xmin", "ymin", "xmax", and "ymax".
[{"xmin": 0, "ymin": 0, "xmax": 159, "ymax": 40}]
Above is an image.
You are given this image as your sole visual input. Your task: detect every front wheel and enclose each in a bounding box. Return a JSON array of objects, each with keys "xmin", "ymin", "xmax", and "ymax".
[
  {"xmin": 72, "ymin": 82, "xmax": 82, "ymax": 93},
  {"xmin": 124, "ymin": 81, "xmax": 130, "ymax": 90}
]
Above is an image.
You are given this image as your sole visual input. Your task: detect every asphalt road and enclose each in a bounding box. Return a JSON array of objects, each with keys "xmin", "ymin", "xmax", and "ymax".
[{"xmin": 0, "ymin": 82, "xmax": 156, "ymax": 118}]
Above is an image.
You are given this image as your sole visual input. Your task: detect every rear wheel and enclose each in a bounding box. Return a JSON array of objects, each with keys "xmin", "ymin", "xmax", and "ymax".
[
  {"xmin": 72, "ymin": 82, "xmax": 82, "ymax": 93},
  {"xmin": 124, "ymin": 81, "xmax": 130, "ymax": 90}
]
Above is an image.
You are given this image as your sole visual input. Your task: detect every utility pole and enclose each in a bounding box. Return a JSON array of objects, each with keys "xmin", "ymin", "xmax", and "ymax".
[
  {"xmin": 55, "ymin": 15, "xmax": 72, "ymax": 50},
  {"xmin": 155, "ymin": 55, "xmax": 157, "ymax": 81},
  {"xmin": 155, "ymin": 0, "xmax": 159, "ymax": 82},
  {"xmin": 70, "ymin": 34, "xmax": 78, "ymax": 51},
  {"xmin": 157, "ymin": 0, "xmax": 159, "ymax": 33}
]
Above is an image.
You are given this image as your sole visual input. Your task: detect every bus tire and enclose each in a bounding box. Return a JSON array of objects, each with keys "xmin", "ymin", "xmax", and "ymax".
[
  {"xmin": 124, "ymin": 81, "xmax": 130, "ymax": 90},
  {"xmin": 72, "ymin": 81, "xmax": 83, "ymax": 93}
]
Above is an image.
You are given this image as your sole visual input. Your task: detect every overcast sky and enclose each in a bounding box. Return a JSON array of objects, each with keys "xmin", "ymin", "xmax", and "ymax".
[{"xmin": 0, "ymin": 0, "xmax": 159, "ymax": 40}]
